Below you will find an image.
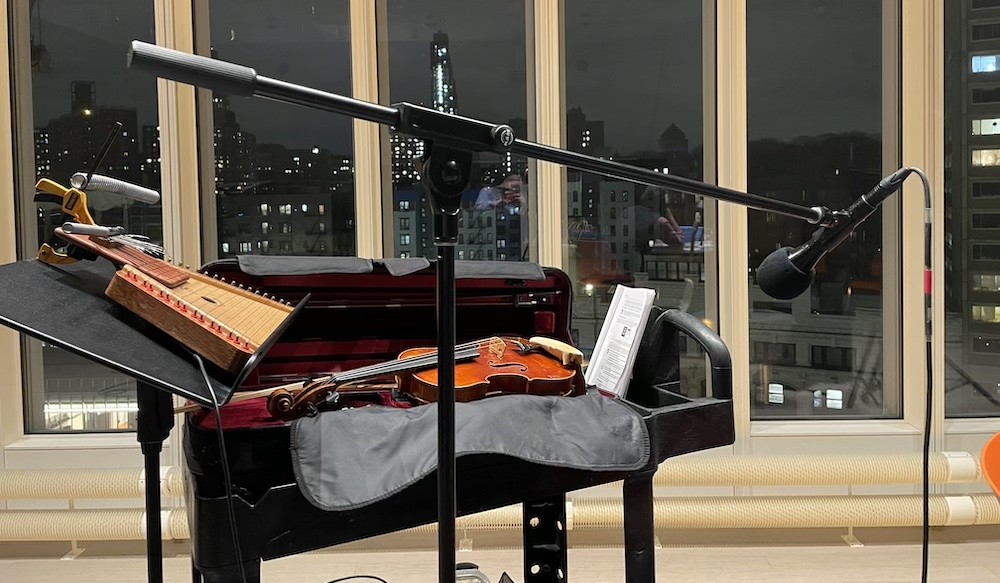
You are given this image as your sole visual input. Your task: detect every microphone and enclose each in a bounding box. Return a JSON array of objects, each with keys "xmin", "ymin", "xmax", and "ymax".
[
  {"xmin": 71, "ymin": 173, "xmax": 161, "ymax": 204},
  {"xmin": 755, "ymin": 167, "xmax": 913, "ymax": 300}
]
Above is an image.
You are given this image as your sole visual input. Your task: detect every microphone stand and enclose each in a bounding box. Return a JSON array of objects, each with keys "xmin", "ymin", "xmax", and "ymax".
[{"xmin": 126, "ymin": 41, "xmax": 833, "ymax": 583}]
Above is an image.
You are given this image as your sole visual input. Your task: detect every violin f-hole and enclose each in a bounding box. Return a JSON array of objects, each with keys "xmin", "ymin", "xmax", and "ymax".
[{"xmin": 487, "ymin": 361, "xmax": 528, "ymax": 372}]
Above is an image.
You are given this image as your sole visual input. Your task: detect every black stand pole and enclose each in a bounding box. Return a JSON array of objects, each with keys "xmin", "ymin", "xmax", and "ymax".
[
  {"xmin": 423, "ymin": 144, "xmax": 472, "ymax": 583},
  {"xmin": 136, "ymin": 381, "xmax": 175, "ymax": 583}
]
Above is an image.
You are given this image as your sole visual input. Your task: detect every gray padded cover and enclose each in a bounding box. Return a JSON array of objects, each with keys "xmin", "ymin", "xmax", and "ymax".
[
  {"xmin": 291, "ymin": 392, "xmax": 649, "ymax": 511},
  {"xmin": 380, "ymin": 257, "xmax": 431, "ymax": 276},
  {"xmin": 237, "ymin": 255, "xmax": 373, "ymax": 276},
  {"xmin": 454, "ymin": 260, "xmax": 545, "ymax": 280}
]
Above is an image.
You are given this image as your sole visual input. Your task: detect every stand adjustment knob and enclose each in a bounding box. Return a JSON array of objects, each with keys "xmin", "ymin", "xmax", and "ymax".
[{"xmin": 490, "ymin": 124, "xmax": 515, "ymax": 151}]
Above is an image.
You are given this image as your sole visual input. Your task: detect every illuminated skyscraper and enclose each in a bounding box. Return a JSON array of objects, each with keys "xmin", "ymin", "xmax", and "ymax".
[{"xmin": 431, "ymin": 31, "xmax": 457, "ymax": 114}]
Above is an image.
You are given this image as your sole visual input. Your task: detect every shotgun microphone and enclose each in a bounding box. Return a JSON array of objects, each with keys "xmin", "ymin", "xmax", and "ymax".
[
  {"xmin": 71, "ymin": 172, "xmax": 161, "ymax": 204},
  {"xmin": 755, "ymin": 167, "xmax": 913, "ymax": 300}
]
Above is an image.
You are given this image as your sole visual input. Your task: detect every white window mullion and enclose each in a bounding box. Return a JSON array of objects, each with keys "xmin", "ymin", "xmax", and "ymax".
[
  {"xmin": 533, "ymin": 0, "xmax": 566, "ymax": 269},
  {"xmin": 716, "ymin": 0, "xmax": 751, "ymax": 452},
  {"xmin": 0, "ymin": 0, "xmax": 24, "ymax": 451},
  {"xmin": 350, "ymin": 0, "xmax": 383, "ymax": 260}
]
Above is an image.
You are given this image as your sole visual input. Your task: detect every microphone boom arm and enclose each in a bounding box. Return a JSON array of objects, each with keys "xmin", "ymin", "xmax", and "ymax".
[{"xmin": 127, "ymin": 41, "xmax": 829, "ymax": 226}]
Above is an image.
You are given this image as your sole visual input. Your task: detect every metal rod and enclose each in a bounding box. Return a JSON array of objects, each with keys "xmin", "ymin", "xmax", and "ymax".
[
  {"xmin": 255, "ymin": 76, "xmax": 399, "ymax": 126},
  {"xmin": 513, "ymin": 140, "xmax": 823, "ymax": 223},
  {"xmin": 435, "ymin": 235, "xmax": 457, "ymax": 583}
]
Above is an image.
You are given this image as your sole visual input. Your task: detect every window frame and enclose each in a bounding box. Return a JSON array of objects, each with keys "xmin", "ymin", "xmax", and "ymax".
[{"xmin": 0, "ymin": 0, "xmax": 994, "ymax": 496}]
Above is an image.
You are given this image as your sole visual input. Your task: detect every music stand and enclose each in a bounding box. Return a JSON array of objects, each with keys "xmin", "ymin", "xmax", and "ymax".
[{"xmin": 0, "ymin": 258, "xmax": 305, "ymax": 583}]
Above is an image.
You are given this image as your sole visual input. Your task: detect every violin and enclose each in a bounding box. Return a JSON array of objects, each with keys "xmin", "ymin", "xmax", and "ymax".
[{"xmin": 266, "ymin": 336, "xmax": 585, "ymax": 421}]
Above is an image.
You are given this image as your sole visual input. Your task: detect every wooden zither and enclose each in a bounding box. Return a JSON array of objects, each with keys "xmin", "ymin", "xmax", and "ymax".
[{"xmin": 55, "ymin": 227, "xmax": 297, "ymax": 374}]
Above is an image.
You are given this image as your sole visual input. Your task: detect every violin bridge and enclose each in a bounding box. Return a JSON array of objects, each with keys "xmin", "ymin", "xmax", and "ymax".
[{"xmin": 488, "ymin": 337, "xmax": 506, "ymax": 360}]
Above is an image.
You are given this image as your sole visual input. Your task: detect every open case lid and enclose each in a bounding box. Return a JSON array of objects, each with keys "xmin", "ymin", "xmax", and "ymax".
[{"xmin": 0, "ymin": 259, "xmax": 303, "ymax": 407}]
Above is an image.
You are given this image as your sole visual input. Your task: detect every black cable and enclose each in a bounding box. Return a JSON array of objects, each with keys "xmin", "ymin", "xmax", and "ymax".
[
  {"xmin": 196, "ymin": 354, "xmax": 249, "ymax": 583},
  {"xmin": 909, "ymin": 167, "xmax": 933, "ymax": 583},
  {"xmin": 198, "ymin": 354, "xmax": 390, "ymax": 583}
]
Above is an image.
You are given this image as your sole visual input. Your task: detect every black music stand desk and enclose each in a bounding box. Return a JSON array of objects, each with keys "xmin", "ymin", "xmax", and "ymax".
[{"xmin": 0, "ymin": 258, "xmax": 266, "ymax": 583}]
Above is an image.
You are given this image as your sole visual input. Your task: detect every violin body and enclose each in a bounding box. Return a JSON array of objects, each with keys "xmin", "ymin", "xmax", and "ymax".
[{"xmin": 398, "ymin": 337, "xmax": 585, "ymax": 404}]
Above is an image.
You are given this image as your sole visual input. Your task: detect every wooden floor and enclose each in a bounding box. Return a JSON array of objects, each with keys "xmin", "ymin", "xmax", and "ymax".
[{"xmin": 3, "ymin": 542, "xmax": 1000, "ymax": 582}]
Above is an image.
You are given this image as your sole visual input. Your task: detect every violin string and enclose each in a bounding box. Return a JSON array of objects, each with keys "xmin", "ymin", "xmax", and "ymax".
[
  {"xmin": 326, "ymin": 337, "xmax": 503, "ymax": 384},
  {"xmin": 334, "ymin": 346, "xmax": 481, "ymax": 384}
]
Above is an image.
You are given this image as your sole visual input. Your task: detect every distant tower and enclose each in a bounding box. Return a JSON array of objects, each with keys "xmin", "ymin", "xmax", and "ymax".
[
  {"xmin": 658, "ymin": 123, "xmax": 689, "ymax": 153},
  {"xmin": 71, "ymin": 81, "xmax": 96, "ymax": 114},
  {"xmin": 431, "ymin": 32, "xmax": 457, "ymax": 114}
]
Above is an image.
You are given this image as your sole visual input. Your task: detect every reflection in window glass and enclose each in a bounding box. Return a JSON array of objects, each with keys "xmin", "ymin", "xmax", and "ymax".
[
  {"xmin": 18, "ymin": 0, "xmax": 161, "ymax": 432},
  {"xmin": 387, "ymin": 1, "xmax": 529, "ymax": 261},
  {"xmin": 565, "ymin": 0, "xmax": 706, "ymax": 397},
  {"xmin": 206, "ymin": 1, "xmax": 355, "ymax": 258},
  {"xmin": 748, "ymin": 0, "xmax": 892, "ymax": 419},
  {"xmin": 922, "ymin": 5, "xmax": 1000, "ymax": 419}
]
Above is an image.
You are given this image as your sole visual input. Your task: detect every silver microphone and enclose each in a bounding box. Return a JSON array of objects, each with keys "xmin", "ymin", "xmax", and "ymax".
[{"xmin": 71, "ymin": 172, "xmax": 161, "ymax": 204}]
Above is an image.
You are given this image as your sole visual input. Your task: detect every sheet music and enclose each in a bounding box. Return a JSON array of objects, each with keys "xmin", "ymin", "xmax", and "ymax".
[{"xmin": 585, "ymin": 285, "xmax": 656, "ymax": 398}]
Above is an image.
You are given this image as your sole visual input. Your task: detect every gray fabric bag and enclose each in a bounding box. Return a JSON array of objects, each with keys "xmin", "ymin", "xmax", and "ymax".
[{"xmin": 290, "ymin": 391, "xmax": 649, "ymax": 511}]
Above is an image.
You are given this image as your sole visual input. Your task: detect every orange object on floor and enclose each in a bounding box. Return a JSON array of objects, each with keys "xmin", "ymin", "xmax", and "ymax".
[{"xmin": 981, "ymin": 431, "xmax": 1000, "ymax": 496}]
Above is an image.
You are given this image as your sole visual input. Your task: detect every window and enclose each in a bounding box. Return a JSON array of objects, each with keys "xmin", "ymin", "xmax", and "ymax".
[
  {"xmin": 279, "ymin": 240, "xmax": 292, "ymax": 252},
  {"xmin": 387, "ymin": 1, "xmax": 530, "ymax": 261},
  {"xmin": 973, "ymin": 23, "xmax": 1000, "ymax": 42},
  {"xmin": 973, "ymin": 274, "xmax": 1000, "ymax": 292},
  {"xmin": 239, "ymin": 241, "xmax": 252, "ymax": 253},
  {"xmin": 15, "ymin": 0, "xmax": 162, "ymax": 432},
  {"xmin": 974, "ymin": 149, "xmax": 1000, "ymax": 166},
  {"xmin": 752, "ymin": 342, "xmax": 797, "ymax": 366},
  {"xmin": 973, "ymin": 181, "xmax": 1000, "ymax": 198},
  {"xmin": 221, "ymin": 242, "xmax": 231, "ymax": 254},
  {"xmin": 400, "ymin": 234, "xmax": 411, "ymax": 245},
  {"xmin": 973, "ymin": 243, "xmax": 1000, "ymax": 260},
  {"xmin": 973, "ymin": 54, "xmax": 1000, "ymax": 73},
  {"xmin": 810, "ymin": 346, "xmax": 855, "ymax": 372},
  {"xmin": 974, "ymin": 118, "xmax": 1000, "ymax": 135},
  {"xmin": 973, "ymin": 86, "xmax": 1000, "ymax": 103},
  {"xmin": 260, "ymin": 203, "xmax": 271, "ymax": 216},
  {"xmin": 972, "ymin": 304, "xmax": 1000, "ymax": 322},
  {"xmin": 280, "ymin": 223, "xmax": 292, "ymax": 234},
  {"xmin": 399, "ymin": 218, "xmax": 410, "ymax": 229},
  {"xmin": 564, "ymin": 0, "xmax": 707, "ymax": 398},
  {"xmin": 205, "ymin": 0, "xmax": 355, "ymax": 259},
  {"xmin": 261, "ymin": 222, "xmax": 270, "ymax": 234},
  {"xmin": 973, "ymin": 213, "xmax": 1000, "ymax": 229},
  {"xmin": 749, "ymin": 0, "xmax": 893, "ymax": 419}
]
